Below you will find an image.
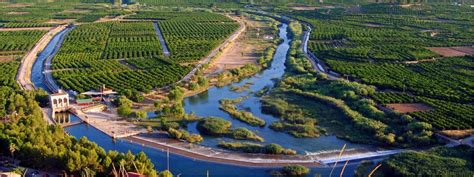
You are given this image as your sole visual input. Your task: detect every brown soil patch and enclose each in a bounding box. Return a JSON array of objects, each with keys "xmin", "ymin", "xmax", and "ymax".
[
  {"xmin": 440, "ymin": 129, "xmax": 474, "ymax": 140},
  {"xmin": 46, "ymin": 19, "xmax": 75, "ymax": 24},
  {"xmin": 7, "ymin": 11, "xmax": 29, "ymax": 15},
  {"xmin": 205, "ymin": 15, "xmax": 274, "ymax": 75},
  {"xmin": 363, "ymin": 23, "xmax": 384, "ymax": 28},
  {"xmin": 63, "ymin": 9, "xmax": 91, "ymax": 14},
  {"xmin": 5, "ymin": 3, "xmax": 32, "ymax": 8},
  {"xmin": 0, "ymin": 56, "xmax": 16, "ymax": 62},
  {"xmin": 427, "ymin": 47, "xmax": 474, "ymax": 57},
  {"xmin": 290, "ymin": 6, "xmax": 318, "ymax": 10},
  {"xmin": 0, "ymin": 27, "xmax": 51, "ymax": 31},
  {"xmin": 386, "ymin": 103, "xmax": 433, "ymax": 113}
]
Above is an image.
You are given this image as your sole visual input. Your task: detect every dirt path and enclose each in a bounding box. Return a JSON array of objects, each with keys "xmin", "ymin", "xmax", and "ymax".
[
  {"xmin": 205, "ymin": 15, "xmax": 271, "ymax": 75},
  {"xmin": 0, "ymin": 27, "xmax": 52, "ymax": 31},
  {"xmin": 16, "ymin": 25, "xmax": 67, "ymax": 91}
]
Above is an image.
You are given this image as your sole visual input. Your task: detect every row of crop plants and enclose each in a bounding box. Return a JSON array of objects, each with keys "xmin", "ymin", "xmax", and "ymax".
[
  {"xmin": 0, "ymin": 30, "xmax": 46, "ymax": 89},
  {"xmin": 287, "ymin": 5, "xmax": 473, "ymax": 131},
  {"xmin": 127, "ymin": 11, "xmax": 239, "ymax": 63},
  {"xmin": 51, "ymin": 20, "xmax": 192, "ymax": 93}
]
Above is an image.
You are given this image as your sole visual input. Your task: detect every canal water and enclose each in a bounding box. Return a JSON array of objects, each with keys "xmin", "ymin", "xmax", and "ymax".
[
  {"xmin": 31, "ymin": 27, "xmax": 72, "ymax": 93},
  {"xmin": 32, "ymin": 24, "xmax": 365, "ymax": 176}
]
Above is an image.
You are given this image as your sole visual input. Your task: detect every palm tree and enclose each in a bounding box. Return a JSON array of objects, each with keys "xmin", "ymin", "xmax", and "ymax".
[{"xmin": 9, "ymin": 143, "xmax": 17, "ymax": 160}]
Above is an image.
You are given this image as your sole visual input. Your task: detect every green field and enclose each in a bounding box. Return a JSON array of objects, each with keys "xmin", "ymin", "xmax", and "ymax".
[
  {"xmin": 127, "ymin": 11, "xmax": 239, "ymax": 62},
  {"xmin": 285, "ymin": 4, "xmax": 473, "ymax": 131},
  {"xmin": 0, "ymin": 30, "xmax": 45, "ymax": 89}
]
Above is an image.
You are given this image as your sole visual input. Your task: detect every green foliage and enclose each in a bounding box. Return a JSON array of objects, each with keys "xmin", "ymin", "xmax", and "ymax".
[
  {"xmin": 117, "ymin": 96, "xmax": 133, "ymax": 117},
  {"xmin": 167, "ymin": 128, "xmax": 203, "ymax": 143},
  {"xmin": 219, "ymin": 98, "xmax": 266, "ymax": 127},
  {"xmin": 134, "ymin": 110, "xmax": 148, "ymax": 119},
  {"xmin": 197, "ymin": 117, "xmax": 263, "ymax": 141},
  {"xmin": 218, "ymin": 142, "xmax": 296, "ymax": 155},
  {"xmin": 231, "ymin": 127, "xmax": 264, "ymax": 142},
  {"xmin": 197, "ymin": 117, "xmax": 231, "ymax": 135},
  {"xmin": 128, "ymin": 11, "xmax": 239, "ymax": 62},
  {"xmin": 281, "ymin": 165, "xmax": 310, "ymax": 177},
  {"xmin": 378, "ymin": 146, "xmax": 474, "ymax": 176},
  {"xmin": 284, "ymin": 4, "xmax": 473, "ymax": 133},
  {"xmin": 0, "ymin": 90, "xmax": 158, "ymax": 176},
  {"xmin": 158, "ymin": 170, "xmax": 173, "ymax": 177},
  {"xmin": 52, "ymin": 21, "xmax": 191, "ymax": 93}
]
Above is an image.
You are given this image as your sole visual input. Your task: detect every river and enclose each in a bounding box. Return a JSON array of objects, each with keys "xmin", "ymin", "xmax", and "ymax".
[
  {"xmin": 32, "ymin": 23, "xmax": 367, "ymax": 176},
  {"xmin": 182, "ymin": 23, "xmax": 367, "ymax": 153}
]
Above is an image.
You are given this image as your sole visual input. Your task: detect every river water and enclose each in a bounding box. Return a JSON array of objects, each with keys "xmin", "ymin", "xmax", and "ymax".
[
  {"xmin": 183, "ymin": 23, "xmax": 366, "ymax": 153},
  {"xmin": 32, "ymin": 23, "xmax": 365, "ymax": 176}
]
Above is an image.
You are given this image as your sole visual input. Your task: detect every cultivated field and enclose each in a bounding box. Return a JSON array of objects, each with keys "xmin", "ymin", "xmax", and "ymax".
[{"xmin": 290, "ymin": 4, "xmax": 473, "ymax": 130}]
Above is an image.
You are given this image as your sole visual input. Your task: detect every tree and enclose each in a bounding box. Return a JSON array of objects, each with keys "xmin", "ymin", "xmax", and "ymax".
[
  {"xmin": 117, "ymin": 96, "xmax": 133, "ymax": 117},
  {"xmin": 118, "ymin": 105, "xmax": 132, "ymax": 117},
  {"xmin": 282, "ymin": 165, "xmax": 310, "ymax": 177},
  {"xmin": 9, "ymin": 143, "xmax": 17, "ymax": 160},
  {"xmin": 168, "ymin": 87, "xmax": 184, "ymax": 102},
  {"xmin": 158, "ymin": 170, "xmax": 173, "ymax": 177},
  {"xmin": 135, "ymin": 111, "xmax": 147, "ymax": 119}
]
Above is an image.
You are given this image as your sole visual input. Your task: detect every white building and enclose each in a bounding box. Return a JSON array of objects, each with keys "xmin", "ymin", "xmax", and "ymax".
[{"xmin": 50, "ymin": 89, "xmax": 69, "ymax": 118}]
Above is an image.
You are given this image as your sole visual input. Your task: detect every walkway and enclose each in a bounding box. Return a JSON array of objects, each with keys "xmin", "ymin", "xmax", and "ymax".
[
  {"xmin": 153, "ymin": 22, "xmax": 170, "ymax": 56},
  {"xmin": 125, "ymin": 134, "xmax": 404, "ymax": 167},
  {"xmin": 16, "ymin": 25, "xmax": 67, "ymax": 91},
  {"xmin": 70, "ymin": 106, "xmax": 147, "ymax": 138}
]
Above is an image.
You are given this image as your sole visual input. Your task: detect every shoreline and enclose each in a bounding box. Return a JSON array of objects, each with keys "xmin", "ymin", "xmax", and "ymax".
[
  {"xmin": 124, "ymin": 134, "xmax": 323, "ymax": 167},
  {"xmin": 121, "ymin": 133, "xmax": 403, "ymax": 168}
]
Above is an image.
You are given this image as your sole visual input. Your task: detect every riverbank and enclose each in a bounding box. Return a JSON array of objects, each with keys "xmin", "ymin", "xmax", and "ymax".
[
  {"xmin": 123, "ymin": 133, "xmax": 402, "ymax": 167},
  {"xmin": 125, "ymin": 134, "xmax": 322, "ymax": 167}
]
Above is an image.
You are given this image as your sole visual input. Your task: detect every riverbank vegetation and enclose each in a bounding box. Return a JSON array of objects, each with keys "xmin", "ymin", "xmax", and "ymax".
[
  {"xmin": 261, "ymin": 20, "xmax": 435, "ymax": 147},
  {"xmin": 271, "ymin": 165, "xmax": 310, "ymax": 177},
  {"xmin": 219, "ymin": 97, "xmax": 266, "ymax": 127},
  {"xmin": 167, "ymin": 127, "xmax": 203, "ymax": 143},
  {"xmin": 218, "ymin": 142, "xmax": 296, "ymax": 155},
  {"xmin": 197, "ymin": 117, "xmax": 264, "ymax": 142}
]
